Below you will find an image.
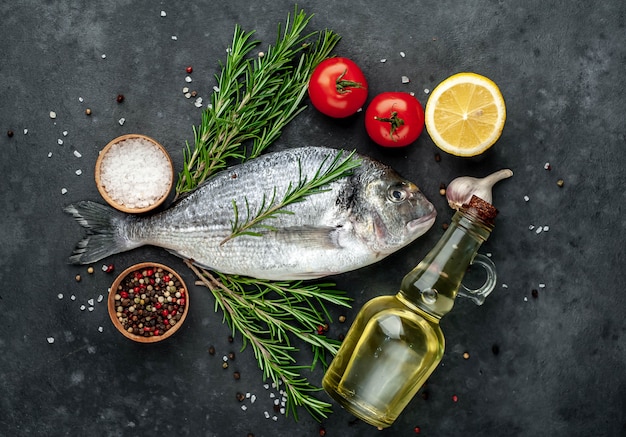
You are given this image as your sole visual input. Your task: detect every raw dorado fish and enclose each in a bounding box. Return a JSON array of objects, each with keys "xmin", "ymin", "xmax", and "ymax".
[{"xmin": 65, "ymin": 147, "xmax": 436, "ymax": 280}]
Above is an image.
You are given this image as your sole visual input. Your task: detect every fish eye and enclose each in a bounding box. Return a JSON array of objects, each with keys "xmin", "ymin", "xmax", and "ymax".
[{"xmin": 388, "ymin": 187, "xmax": 408, "ymax": 203}]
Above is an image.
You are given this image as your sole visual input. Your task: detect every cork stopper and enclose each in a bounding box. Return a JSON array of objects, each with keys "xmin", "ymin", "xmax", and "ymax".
[{"xmin": 462, "ymin": 195, "xmax": 498, "ymax": 224}]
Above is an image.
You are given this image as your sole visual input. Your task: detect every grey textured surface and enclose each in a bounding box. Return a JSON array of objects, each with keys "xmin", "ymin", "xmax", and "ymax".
[{"xmin": 1, "ymin": 1, "xmax": 625, "ymax": 436}]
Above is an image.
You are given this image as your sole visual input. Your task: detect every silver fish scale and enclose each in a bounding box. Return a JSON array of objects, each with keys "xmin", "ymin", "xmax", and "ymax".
[{"xmin": 134, "ymin": 147, "xmax": 364, "ymax": 278}]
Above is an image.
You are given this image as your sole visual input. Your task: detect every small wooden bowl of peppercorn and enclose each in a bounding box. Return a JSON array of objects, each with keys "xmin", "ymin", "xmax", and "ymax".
[
  {"xmin": 107, "ymin": 262, "xmax": 189, "ymax": 343},
  {"xmin": 95, "ymin": 134, "xmax": 174, "ymax": 214}
]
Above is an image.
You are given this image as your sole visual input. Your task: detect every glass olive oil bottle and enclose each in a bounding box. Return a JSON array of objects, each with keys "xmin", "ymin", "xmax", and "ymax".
[{"xmin": 322, "ymin": 196, "xmax": 498, "ymax": 428}]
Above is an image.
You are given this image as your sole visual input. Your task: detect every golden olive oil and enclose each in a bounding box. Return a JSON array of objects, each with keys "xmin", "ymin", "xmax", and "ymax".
[{"xmin": 323, "ymin": 196, "xmax": 498, "ymax": 428}]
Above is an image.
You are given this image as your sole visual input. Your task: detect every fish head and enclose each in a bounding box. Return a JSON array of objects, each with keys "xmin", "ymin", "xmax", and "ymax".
[{"xmin": 352, "ymin": 165, "xmax": 436, "ymax": 255}]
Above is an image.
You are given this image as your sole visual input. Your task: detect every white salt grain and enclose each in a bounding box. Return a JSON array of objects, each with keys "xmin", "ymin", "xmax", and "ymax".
[
  {"xmin": 213, "ymin": 86, "xmax": 220, "ymax": 92},
  {"xmin": 98, "ymin": 326, "xmax": 104, "ymax": 332},
  {"xmin": 274, "ymin": 399, "xmax": 280, "ymax": 405},
  {"xmin": 57, "ymin": 293, "xmax": 64, "ymax": 299},
  {"xmin": 185, "ymin": 76, "xmax": 192, "ymax": 83},
  {"xmin": 194, "ymin": 97, "xmax": 203, "ymax": 108},
  {"xmin": 88, "ymin": 307, "xmax": 94, "ymax": 312},
  {"xmin": 47, "ymin": 152, "xmax": 53, "ymax": 158},
  {"xmin": 58, "ymin": 139, "xmax": 63, "ymax": 145},
  {"xmin": 171, "ymin": 35, "xmax": 178, "ymax": 40},
  {"xmin": 400, "ymin": 51, "xmax": 406, "ymax": 57},
  {"xmin": 524, "ymin": 297, "xmax": 528, "ymax": 302},
  {"xmin": 71, "ymin": 295, "xmax": 76, "ymax": 300},
  {"xmin": 263, "ymin": 384, "xmax": 270, "ymax": 389},
  {"xmin": 80, "ymin": 305, "xmax": 86, "ymax": 311},
  {"xmin": 535, "ymin": 226, "xmax": 543, "ymax": 234},
  {"xmin": 272, "ymin": 416, "xmax": 278, "ymax": 421},
  {"xmin": 544, "ymin": 162, "xmax": 550, "ymax": 170},
  {"xmin": 528, "ymin": 225, "xmax": 535, "ymax": 231},
  {"xmin": 61, "ymin": 188, "xmax": 68, "ymax": 195},
  {"xmin": 101, "ymin": 54, "xmax": 106, "ymax": 59},
  {"xmin": 73, "ymin": 150, "xmax": 82, "ymax": 158},
  {"xmin": 280, "ymin": 408, "xmax": 285, "ymax": 414},
  {"xmin": 97, "ymin": 294, "xmax": 104, "ymax": 303},
  {"xmin": 543, "ymin": 226, "xmax": 550, "ymax": 232},
  {"xmin": 502, "ymin": 283, "xmax": 508, "ymax": 289},
  {"xmin": 264, "ymin": 411, "xmax": 270, "ymax": 419},
  {"xmin": 380, "ymin": 58, "xmax": 387, "ymax": 63},
  {"xmin": 424, "ymin": 88, "xmax": 430, "ymax": 94},
  {"xmin": 78, "ymin": 97, "xmax": 84, "ymax": 102},
  {"xmin": 539, "ymin": 283, "xmax": 546, "ymax": 288},
  {"xmin": 182, "ymin": 87, "xmax": 189, "ymax": 93},
  {"xmin": 88, "ymin": 298, "xmax": 94, "ymax": 306},
  {"xmin": 160, "ymin": 10, "xmax": 166, "ymax": 17},
  {"xmin": 50, "ymin": 111, "xmax": 57, "ymax": 119},
  {"xmin": 185, "ymin": 93, "xmax": 191, "ymax": 99},
  {"xmin": 24, "ymin": 129, "xmax": 28, "ymax": 134},
  {"xmin": 241, "ymin": 405, "xmax": 247, "ymax": 411},
  {"xmin": 99, "ymin": 137, "xmax": 172, "ymax": 209},
  {"xmin": 250, "ymin": 394, "xmax": 256, "ymax": 403},
  {"xmin": 75, "ymin": 169, "xmax": 82, "ymax": 176},
  {"xmin": 47, "ymin": 337, "xmax": 55, "ymax": 344},
  {"xmin": 401, "ymin": 76, "xmax": 410, "ymax": 83},
  {"xmin": 524, "ymin": 195, "xmax": 530, "ymax": 202},
  {"xmin": 118, "ymin": 117, "xmax": 125, "ymax": 126},
  {"xmin": 63, "ymin": 131, "xmax": 68, "ymax": 136},
  {"xmin": 269, "ymin": 393, "xmax": 275, "ymax": 398}
]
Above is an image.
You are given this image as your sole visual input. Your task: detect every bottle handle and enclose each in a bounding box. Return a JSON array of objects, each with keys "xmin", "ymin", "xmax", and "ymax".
[{"xmin": 458, "ymin": 253, "xmax": 497, "ymax": 306}]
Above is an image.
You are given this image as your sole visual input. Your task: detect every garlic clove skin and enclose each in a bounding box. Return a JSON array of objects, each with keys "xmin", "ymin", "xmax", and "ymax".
[{"xmin": 446, "ymin": 169, "xmax": 513, "ymax": 210}]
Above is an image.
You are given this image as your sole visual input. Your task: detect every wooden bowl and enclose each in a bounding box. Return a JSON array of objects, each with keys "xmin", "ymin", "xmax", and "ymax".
[
  {"xmin": 107, "ymin": 262, "xmax": 189, "ymax": 343},
  {"xmin": 95, "ymin": 134, "xmax": 174, "ymax": 214}
]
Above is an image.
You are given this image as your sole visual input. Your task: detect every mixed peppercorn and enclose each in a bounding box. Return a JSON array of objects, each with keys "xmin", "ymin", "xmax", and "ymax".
[{"xmin": 113, "ymin": 266, "xmax": 186, "ymax": 337}]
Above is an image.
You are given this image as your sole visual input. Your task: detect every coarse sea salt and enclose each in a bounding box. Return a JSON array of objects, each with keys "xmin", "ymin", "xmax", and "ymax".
[{"xmin": 99, "ymin": 137, "xmax": 172, "ymax": 209}]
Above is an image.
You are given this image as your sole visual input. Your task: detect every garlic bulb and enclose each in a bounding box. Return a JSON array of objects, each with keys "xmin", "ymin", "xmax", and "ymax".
[{"xmin": 446, "ymin": 169, "xmax": 513, "ymax": 210}]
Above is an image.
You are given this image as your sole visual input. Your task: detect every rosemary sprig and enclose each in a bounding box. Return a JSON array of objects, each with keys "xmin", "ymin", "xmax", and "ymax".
[
  {"xmin": 221, "ymin": 150, "xmax": 360, "ymax": 245},
  {"xmin": 176, "ymin": 8, "xmax": 341, "ymax": 196},
  {"xmin": 178, "ymin": 8, "xmax": 351, "ymax": 422},
  {"xmin": 186, "ymin": 262, "xmax": 351, "ymax": 421}
]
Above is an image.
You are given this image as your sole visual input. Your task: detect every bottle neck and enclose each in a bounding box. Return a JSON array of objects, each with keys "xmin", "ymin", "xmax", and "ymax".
[{"xmin": 398, "ymin": 204, "xmax": 495, "ymax": 319}]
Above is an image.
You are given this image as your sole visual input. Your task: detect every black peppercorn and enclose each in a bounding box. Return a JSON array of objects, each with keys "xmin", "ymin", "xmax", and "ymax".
[
  {"xmin": 208, "ymin": 346, "xmax": 216, "ymax": 355},
  {"xmin": 116, "ymin": 94, "xmax": 125, "ymax": 103},
  {"xmin": 228, "ymin": 335, "xmax": 234, "ymax": 343},
  {"xmin": 233, "ymin": 371, "xmax": 241, "ymax": 380},
  {"xmin": 531, "ymin": 289, "xmax": 539, "ymax": 299},
  {"xmin": 7, "ymin": 130, "xmax": 14, "ymax": 138},
  {"xmin": 228, "ymin": 352, "xmax": 235, "ymax": 360},
  {"xmin": 236, "ymin": 392, "xmax": 245, "ymax": 402}
]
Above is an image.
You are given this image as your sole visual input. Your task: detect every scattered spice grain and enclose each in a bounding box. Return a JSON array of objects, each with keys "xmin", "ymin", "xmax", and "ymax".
[
  {"xmin": 7, "ymin": 130, "xmax": 14, "ymax": 137},
  {"xmin": 116, "ymin": 94, "xmax": 125, "ymax": 103},
  {"xmin": 557, "ymin": 179, "xmax": 564, "ymax": 187}
]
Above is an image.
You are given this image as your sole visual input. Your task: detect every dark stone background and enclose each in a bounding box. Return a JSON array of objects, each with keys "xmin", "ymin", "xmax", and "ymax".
[{"xmin": 1, "ymin": 1, "xmax": 624, "ymax": 436}]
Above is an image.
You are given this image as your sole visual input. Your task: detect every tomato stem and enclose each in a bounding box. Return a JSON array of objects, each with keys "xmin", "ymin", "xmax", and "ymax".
[
  {"xmin": 374, "ymin": 111, "xmax": 404, "ymax": 139},
  {"xmin": 336, "ymin": 69, "xmax": 364, "ymax": 94}
]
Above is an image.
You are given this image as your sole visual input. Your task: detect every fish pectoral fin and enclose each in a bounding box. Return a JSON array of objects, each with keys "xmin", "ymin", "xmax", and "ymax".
[{"xmin": 271, "ymin": 225, "xmax": 344, "ymax": 250}]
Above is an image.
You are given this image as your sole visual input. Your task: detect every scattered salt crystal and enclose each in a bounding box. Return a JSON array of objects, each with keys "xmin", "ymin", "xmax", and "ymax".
[
  {"xmin": 58, "ymin": 138, "xmax": 63, "ymax": 145},
  {"xmin": 543, "ymin": 226, "xmax": 550, "ymax": 232},
  {"xmin": 88, "ymin": 307, "xmax": 94, "ymax": 312},
  {"xmin": 160, "ymin": 10, "xmax": 166, "ymax": 17},
  {"xmin": 280, "ymin": 408, "xmax": 285, "ymax": 414},
  {"xmin": 57, "ymin": 293, "xmax": 64, "ymax": 299},
  {"xmin": 182, "ymin": 87, "xmax": 189, "ymax": 93},
  {"xmin": 97, "ymin": 294, "xmax": 104, "ymax": 303},
  {"xmin": 47, "ymin": 337, "xmax": 55, "ymax": 344},
  {"xmin": 61, "ymin": 188, "xmax": 68, "ymax": 195},
  {"xmin": 75, "ymin": 169, "xmax": 82, "ymax": 176},
  {"xmin": 409, "ymin": 92, "xmax": 415, "ymax": 96},
  {"xmin": 47, "ymin": 152, "xmax": 53, "ymax": 158},
  {"xmin": 73, "ymin": 150, "xmax": 82, "ymax": 158},
  {"xmin": 171, "ymin": 35, "xmax": 178, "ymax": 40},
  {"xmin": 71, "ymin": 295, "xmax": 76, "ymax": 300},
  {"xmin": 264, "ymin": 411, "xmax": 270, "ymax": 419},
  {"xmin": 528, "ymin": 225, "xmax": 535, "ymax": 230},
  {"xmin": 380, "ymin": 58, "xmax": 387, "ymax": 63},
  {"xmin": 535, "ymin": 226, "xmax": 543, "ymax": 234},
  {"xmin": 538, "ymin": 283, "xmax": 546, "ymax": 288},
  {"xmin": 185, "ymin": 93, "xmax": 192, "ymax": 99},
  {"xmin": 263, "ymin": 384, "xmax": 269, "ymax": 389},
  {"xmin": 250, "ymin": 394, "xmax": 256, "ymax": 403},
  {"xmin": 80, "ymin": 305, "xmax": 86, "ymax": 311},
  {"xmin": 246, "ymin": 392, "xmax": 251, "ymax": 398},
  {"xmin": 544, "ymin": 162, "xmax": 551, "ymax": 170},
  {"xmin": 222, "ymin": 355, "xmax": 228, "ymax": 362},
  {"xmin": 98, "ymin": 326, "xmax": 104, "ymax": 332},
  {"xmin": 501, "ymin": 284, "xmax": 508, "ymax": 289},
  {"xmin": 49, "ymin": 111, "xmax": 57, "ymax": 119},
  {"xmin": 274, "ymin": 399, "xmax": 280, "ymax": 405},
  {"xmin": 213, "ymin": 86, "xmax": 220, "ymax": 92},
  {"xmin": 272, "ymin": 382, "xmax": 277, "ymax": 388},
  {"xmin": 524, "ymin": 195, "xmax": 530, "ymax": 202},
  {"xmin": 241, "ymin": 405, "xmax": 247, "ymax": 411},
  {"xmin": 272, "ymin": 416, "xmax": 278, "ymax": 421},
  {"xmin": 23, "ymin": 129, "xmax": 28, "ymax": 134},
  {"xmin": 486, "ymin": 253, "xmax": 492, "ymax": 257},
  {"xmin": 63, "ymin": 131, "xmax": 68, "ymax": 136},
  {"xmin": 401, "ymin": 76, "xmax": 410, "ymax": 83},
  {"xmin": 118, "ymin": 117, "xmax": 125, "ymax": 125},
  {"xmin": 194, "ymin": 97, "xmax": 203, "ymax": 108},
  {"xmin": 101, "ymin": 54, "xmax": 106, "ymax": 59},
  {"xmin": 78, "ymin": 97, "xmax": 84, "ymax": 103},
  {"xmin": 269, "ymin": 393, "xmax": 275, "ymax": 398},
  {"xmin": 400, "ymin": 51, "xmax": 406, "ymax": 57},
  {"xmin": 524, "ymin": 297, "xmax": 528, "ymax": 302},
  {"xmin": 101, "ymin": 264, "xmax": 109, "ymax": 272},
  {"xmin": 185, "ymin": 76, "xmax": 192, "ymax": 83},
  {"xmin": 88, "ymin": 298, "xmax": 94, "ymax": 306},
  {"xmin": 424, "ymin": 88, "xmax": 430, "ymax": 94}
]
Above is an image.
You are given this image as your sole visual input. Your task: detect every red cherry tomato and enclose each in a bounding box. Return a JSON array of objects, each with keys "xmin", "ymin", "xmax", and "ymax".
[
  {"xmin": 365, "ymin": 92, "xmax": 425, "ymax": 147},
  {"xmin": 308, "ymin": 57, "xmax": 368, "ymax": 118}
]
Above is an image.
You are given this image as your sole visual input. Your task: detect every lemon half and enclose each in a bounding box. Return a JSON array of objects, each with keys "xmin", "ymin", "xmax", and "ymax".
[{"xmin": 425, "ymin": 72, "xmax": 506, "ymax": 157}]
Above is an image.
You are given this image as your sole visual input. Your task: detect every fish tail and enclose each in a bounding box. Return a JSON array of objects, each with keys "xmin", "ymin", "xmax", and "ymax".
[{"xmin": 64, "ymin": 201, "xmax": 140, "ymax": 264}]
